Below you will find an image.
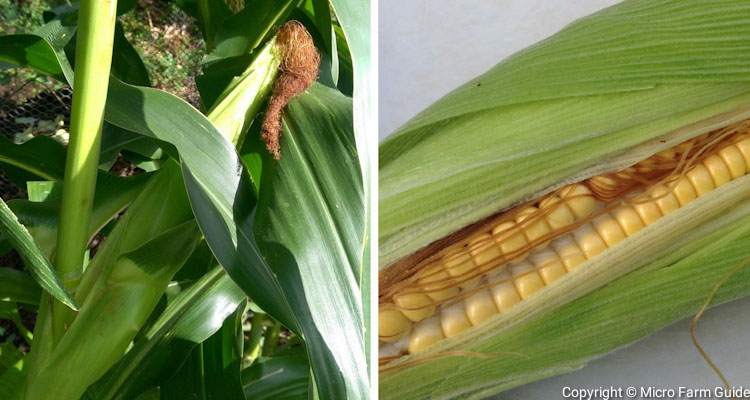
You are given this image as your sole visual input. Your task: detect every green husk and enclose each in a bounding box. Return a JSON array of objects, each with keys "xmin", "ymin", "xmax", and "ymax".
[
  {"xmin": 379, "ymin": 0, "xmax": 750, "ymax": 398},
  {"xmin": 206, "ymin": 38, "xmax": 282, "ymax": 146}
]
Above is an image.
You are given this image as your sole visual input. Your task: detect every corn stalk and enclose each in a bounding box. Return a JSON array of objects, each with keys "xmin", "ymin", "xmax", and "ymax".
[{"xmin": 51, "ymin": 0, "xmax": 117, "ymax": 342}]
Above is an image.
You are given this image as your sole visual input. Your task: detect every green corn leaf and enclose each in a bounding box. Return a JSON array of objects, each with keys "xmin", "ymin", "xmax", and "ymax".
[
  {"xmin": 253, "ymin": 82, "xmax": 367, "ymax": 399},
  {"xmin": 0, "ymin": 268, "xmax": 41, "ymax": 306},
  {"xmin": 305, "ymin": 0, "xmax": 339, "ymax": 86},
  {"xmin": 380, "ymin": 0, "xmax": 750, "ymax": 268},
  {"xmin": 23, "ymin": 162, "xmax": 195, "ymax": 399},
  {"xmin": 161, "ymin": 300, "xmax": 247, "ymax": 400},
  {"xmin": 26, "ymin": 218, "xmax": 202, "ymax": 400},
  {"xmin": 0, "ymin": 136, "xmax": 66, "ymax": 182},
  {"xmin": 184, "ymin": 0, "xmax": 232, "ymax": 51},
  {"xmin": 328, "ymin": 0, "xmax": 372, "ymax": 370},
  {"xmin": 242, "ymin": 353, "xmax": 311, "ymax": 399},
  {"xmin": 0, "ymin": 197, "xmax": 77, "ymax": 311},
  {"xmin": 195, "ymin": 0, "xmax": 296, "ymax": 109},
  {"xmin": 0, "ymin": 34, "xmax": 68, "ymax": 80},
  {"xmin": 7, "ymin": 172, "xmax": 150, "ymax": 258},
  {"xmin": 205, "ymin": 0, "xmax": 298, "ymax": 62},
  {"xmin": 0, "ymin": 366, "xmax": 23, "ymax": 400},
  {"xmin": 158, "ymin": 348, "xmax": 205, "ymax": 400},
  {"xmin": 111, "ymin": 22, "xmax": 150, "ymax": 86},
  {"xmin": 0, "ymin": 341, "xmax": 24, "ymax": 372},
  {"xmin": 101, "ymin": 77, "xmax": 298, "ymax": 330},
  {"xmin": 42, "ymin": 15, "xmax": 149, "ymax": 87},
  {"xmin": 99, "ymin": 124, "xmax": 160, "ymax": 168},
  {"xmin": 84, "ymin": 267, "xmax": 246, "ymax": 400},
  {"xmin": 329, "ymin": 0, "xmax": 372, "ymax": 178},
  {"xmin": 0, "ymin": 343, "xmax": 24, "ymax": 400},
  {"xmin": 198, "ymin": 301, "xmax": 247, "ymax": 400}
]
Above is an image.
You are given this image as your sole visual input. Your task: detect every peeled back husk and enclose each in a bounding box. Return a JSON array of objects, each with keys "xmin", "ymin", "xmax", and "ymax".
[
  {"xmin": 379, "ymin": 0, "xmax": 750, "ymax": 398},
  {"xmin": 379, "ymin": 0, "xmax": 750, "ymax": 269}
]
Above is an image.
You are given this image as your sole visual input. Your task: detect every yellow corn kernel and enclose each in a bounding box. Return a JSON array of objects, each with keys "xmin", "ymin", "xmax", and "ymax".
[
  {"xmin": 408, "ymin": 316, "xmax": 444, "ymax": 353},
  {"xmin": 529, "ymin": 248, "xmax": 567, "ymax": 284},
  {"xmin": 551, "ymin": 236, "xmax": 587, "ymax": 271},
  {"xmin": 588, "ymin": 175, "xmax": 617, "ymax": 190},
  {"xmin": 591, "ymin": 214, "xmax": 626, "ymax": 247},
  {"xmin": 468, "ymin": 233, "xmax": 503, "ymax": 272},
  {"xmin": 417, "ymin": 263, "xmax": 460, "ymax": 303},
  {"xmin": 516, "ymin": 207, "xmax": 551, "ymax": 244},
  {"xmin": 394, "ymin": 292, "xmax": 436, "ymax": 322},
  {"xmin": 510, "ymin": 261, "xmax": 545, "ymax": 299},
  {"xmin": 703, "ymin": 154, "xmax": 731, "ymax": 187},
  {"xmin": 561, "ymin": 184, "xmax": 600, "ymax": 218},
  {"xmin": 464, "ymin": 288, "xmax": 499, "ymax": 325},
  {"xmin": 734, "ymin": 136, "xmax": 750, "ymax": 167},
  {"xmin": 631, "ymin": 194, "xmax": 662, "ymax": 225},
  {"xmin": 379, "ymin": 303, "xmax": 412, "ymax": 342},
  {"xmin": 686, "ymin": 164, "xmax": 715, "ymax": 196},
  {"xmin": 656, "ymin": 147, "xmax": 678, "ymax": 160},
  {"xmin": 611, "ymin": 204, "xmax": 644, "ymax": 236},
  {"xmin": 539, "ymin": 196, "xmax": 576, "ymax": 230},
  {"xmin": 440, "ymin": 302, "xmax": 472, "ymax": 338},
  {"xmin": 487, "ymin": 268, "xmax": 521, "ymax": 312},
  {"xmin": 492, "ymin": 221, "xmax": 528, "ymax": 261},
  {"xmin": 718, "ymin": 145, "xmax": 746, "ymax": 179},
  {"xmin": 572, "ymin": 223, "xmax": 608, "ymax": 259},
  {"xmin": 649, "ymin": 184, "xmax": 680, "ymax": 215},
  {"xmin": 668, "ymin": 176, "xmax": 697, "ymax": 206},
  {"xmin": 443, "ymin": 251, "xmax": 475, "ymax": 280}
]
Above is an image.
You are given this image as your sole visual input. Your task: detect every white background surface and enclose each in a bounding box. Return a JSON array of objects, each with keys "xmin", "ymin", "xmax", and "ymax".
[{"xmin": 378, "ymin": 0, "xmax": 750, "ymax": 398}]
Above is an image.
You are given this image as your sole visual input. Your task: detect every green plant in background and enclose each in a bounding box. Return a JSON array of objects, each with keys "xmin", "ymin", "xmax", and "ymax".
[
  {"xmin": 0, "ymin": 0, "xmax": 371, "ymax": 399},
  {"xmin": 379, "ymin": 0, "xmax": 750, "ymax": 399},
  {"xmin": 0, "ymin": 0, "xmax": 52, "ymax": 34}
]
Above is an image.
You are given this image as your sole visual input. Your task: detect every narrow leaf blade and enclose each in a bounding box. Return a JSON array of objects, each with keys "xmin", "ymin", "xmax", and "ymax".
[{"xmin": 0, "ymin": 198, "xmax": 76, "ymax": 310}]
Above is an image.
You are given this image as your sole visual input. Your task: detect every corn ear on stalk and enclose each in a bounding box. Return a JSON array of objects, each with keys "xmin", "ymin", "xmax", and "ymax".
[{"xmin": 379, "ymin": 1, "xmax": 750, "ymax": 398}]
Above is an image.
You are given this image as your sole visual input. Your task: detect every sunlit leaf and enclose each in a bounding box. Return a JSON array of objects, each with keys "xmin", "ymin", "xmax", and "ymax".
[
  {"xmin": 85, "ymin": 268, "xmax": 246, "ymax": 400},
  {"xmin": 253, "ymin": 83, "xmax": 367, "ymax": 398}
]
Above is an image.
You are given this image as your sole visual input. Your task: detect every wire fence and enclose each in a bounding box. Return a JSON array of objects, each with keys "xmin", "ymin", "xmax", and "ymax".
[
  {"xmin": 0, "ymin": 0, "xmax": 206, "ymax": 141},
  {"xmin": 0, "ymin": 0, "xmax": 208, "ymax": 200}
]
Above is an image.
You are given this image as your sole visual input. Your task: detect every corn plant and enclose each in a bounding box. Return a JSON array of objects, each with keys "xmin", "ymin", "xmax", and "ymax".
[
  {"xmin": 379, "ymin": 1, "xmax": 750, "ymax": 398},
  {"xmin": 0, "ymin": 0, "xmax": 370, "ymax": 399}
]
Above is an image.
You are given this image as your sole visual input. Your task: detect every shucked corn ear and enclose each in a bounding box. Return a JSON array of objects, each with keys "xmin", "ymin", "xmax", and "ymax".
[{"xmin": 379, "ymin": 1, "xmax": 750, "ymax": 399}]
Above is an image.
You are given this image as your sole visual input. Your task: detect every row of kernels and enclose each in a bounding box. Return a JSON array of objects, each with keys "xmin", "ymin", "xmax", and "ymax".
[
  {"xmin": 385, "ymin": 137, "xmax": 750, "ymax": 354},
  {"xmin": 393, "ymin": 185, "xmax": 599, "ymax": 321}
]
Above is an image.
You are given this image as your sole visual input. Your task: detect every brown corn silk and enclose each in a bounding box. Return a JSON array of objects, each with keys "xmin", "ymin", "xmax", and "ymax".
[
  {"xmin": 261, "ymin": 21, "xmax": 320, "ymax": 160},
  {"xmin": 378, "ymin": 119, "xmax": 750, "ymax": 363}
]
